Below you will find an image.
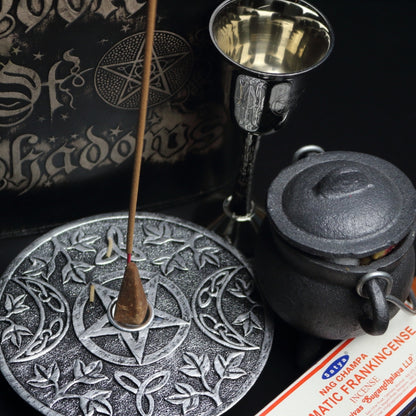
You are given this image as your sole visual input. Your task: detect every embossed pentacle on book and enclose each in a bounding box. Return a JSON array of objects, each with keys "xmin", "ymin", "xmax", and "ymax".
[{"xmin": 0, "ymin": 213, "xmax": 273, "ymax": 416}]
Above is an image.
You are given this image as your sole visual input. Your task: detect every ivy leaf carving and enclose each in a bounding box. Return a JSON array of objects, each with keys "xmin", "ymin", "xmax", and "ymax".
[
  {"xmin": 4, "ymin": 293, "xmax": 30, "ymax": 316},
  {"xmin": 62, "ymin": 261, "xmax": 94, "ymax": 284},
  {"xmin": 166, "ymin": 383, "xmax": 200, "ymax": 414},
  {"xmin": 233, "ymin": 311, "xmax": 263, "ymax": 336},
  {"xmin": 214, "ymin": 352, "xmax": 246, "ymax": 380},
  {"xmin": 153, "ymin": 253, "xmax": 187, "ymax": 275},
  {"xmin": 73, "ymin": 359, "xmax": 107, "ymax": 384},
  {"xmin": 143, "ymin": 223, "xmax": 173, "ymax": 245},
  {"xmin": 228, "ymin": 277, "xmax": 254, "ymax": 298},
  {"xmin": 180, "ymin": 352, "xmax": 210, "ymax": 378},
  {"xmin": 27, "ymin": 362, "xmax": 60, "ymax": 388},
  {"xmin": 1, "ymin": 323, "xmax": 32, "ymax": 348},
  {"xmin": 79, "ymin": 390, "xmax": 113, "ymax": 416},
  {"xmin": 23, "ymin": 256, "xmax": 49, "ymax": 279},
  {"xmin": 194, "ymin": 247, "xmax": 220, "ymax": 269},
  {"xmin": 68, "ymin": 231, "xmax": 100, "ymax": 253}
]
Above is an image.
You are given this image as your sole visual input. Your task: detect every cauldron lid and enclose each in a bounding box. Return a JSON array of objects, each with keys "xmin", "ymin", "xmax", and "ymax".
[{"xmin": 267, "ymin": 151, "xmax": 416, "ymax": 257}]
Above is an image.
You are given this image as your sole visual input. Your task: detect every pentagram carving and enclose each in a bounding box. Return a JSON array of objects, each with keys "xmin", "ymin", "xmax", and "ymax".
[
  {"xmin": 95, "ymin": 31, "xmax": 193, "ymax": 109},
  {"xmin": 0, "ymin": 213, "xmax": 273, "ymax": 416},
  {"xmin": 73, "ymin": 271, "xmax": 191, "ymax": 366}
]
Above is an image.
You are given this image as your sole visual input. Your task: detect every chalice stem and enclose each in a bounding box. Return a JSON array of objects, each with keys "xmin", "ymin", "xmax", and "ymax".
[{"xmin": 228, "ymin": 133, "xmax": 260, "ymax": 217}]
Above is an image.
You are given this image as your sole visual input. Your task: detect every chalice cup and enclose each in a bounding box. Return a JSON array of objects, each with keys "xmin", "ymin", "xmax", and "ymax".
[{"xmin": 208, "ymin": 0, "xmax": 334, "ymax": 256}]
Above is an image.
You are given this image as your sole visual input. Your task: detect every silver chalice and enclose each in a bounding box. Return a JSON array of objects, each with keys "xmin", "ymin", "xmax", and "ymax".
[{"xmin": 208, "ymin": 0, "xmax": 334, "ymax": 256}]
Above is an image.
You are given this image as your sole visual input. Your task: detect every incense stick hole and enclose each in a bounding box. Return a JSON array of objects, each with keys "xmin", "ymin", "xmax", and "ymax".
[{"xmin": 107, "ymin": 298, "xmax": 154, "ymax": 332}]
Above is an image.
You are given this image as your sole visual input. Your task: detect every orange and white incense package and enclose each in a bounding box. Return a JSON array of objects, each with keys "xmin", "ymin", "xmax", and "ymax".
[{"xmin": 257, "ymin": 308, "xmax": 416, "ymax": 416}]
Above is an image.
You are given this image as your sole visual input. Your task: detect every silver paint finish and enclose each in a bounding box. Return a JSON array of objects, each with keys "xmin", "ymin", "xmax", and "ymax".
[{"xmin": 0, "ymin": 212, "xmax": 273, "ymax": 415}]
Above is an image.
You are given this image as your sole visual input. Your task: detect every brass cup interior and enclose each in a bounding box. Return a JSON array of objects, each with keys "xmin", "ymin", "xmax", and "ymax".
[{"xmin": 210, "ymin": 0, "xmax": 334, "ymax": 75}]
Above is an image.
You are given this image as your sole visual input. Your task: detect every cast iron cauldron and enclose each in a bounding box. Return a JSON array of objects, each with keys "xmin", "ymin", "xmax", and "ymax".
[{"xmin": 255, "ymin": 147, "xmax": 416, "ymax": 340}]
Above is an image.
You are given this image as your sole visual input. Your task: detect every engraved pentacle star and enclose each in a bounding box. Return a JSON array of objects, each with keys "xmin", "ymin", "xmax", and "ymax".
[
  {"xmin": 72, "ymin": 271, "xmax": 191, "ymax": 366},
  {"xmin": 94, "ymin": 31, "xmax": 193, "ymax": 109}
]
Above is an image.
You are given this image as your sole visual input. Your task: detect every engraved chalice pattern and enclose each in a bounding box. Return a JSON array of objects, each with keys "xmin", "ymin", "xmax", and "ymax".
[
  {"xmin": 208, "ymin": 0, "xmax": 334, "ymax": 256},
  {"xmin": 0, "ymin": 213, "xmax": 273, "ymax": 416}
]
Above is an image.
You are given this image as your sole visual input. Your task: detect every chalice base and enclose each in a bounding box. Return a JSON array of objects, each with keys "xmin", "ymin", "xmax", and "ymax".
[{"xmin": 208, "ymin": 197, "xmax": 266, "ymax": 258}]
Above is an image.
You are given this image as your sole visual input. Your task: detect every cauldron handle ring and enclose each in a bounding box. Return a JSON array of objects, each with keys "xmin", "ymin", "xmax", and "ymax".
[
  {"xmin": 356, "ymin": 271, "xmax": 393, "ymax": 335},
  {"xmin": 386, "ymin": 291, "xmax": 416, "ymax": 315},
  {"xmin": 292, "ymin": 145, "xmax": 325, "ymax": 163}
]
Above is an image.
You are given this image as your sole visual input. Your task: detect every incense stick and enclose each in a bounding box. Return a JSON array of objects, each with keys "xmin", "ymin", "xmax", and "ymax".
[{"xmin": 126, "ymin": 0, "xmax": 158, "ymax": 263}]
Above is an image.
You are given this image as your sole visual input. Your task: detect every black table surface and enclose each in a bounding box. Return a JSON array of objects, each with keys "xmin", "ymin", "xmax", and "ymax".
[{"xmin": 1, "ymin": 0, "xmax": 416, "ymax": 414}]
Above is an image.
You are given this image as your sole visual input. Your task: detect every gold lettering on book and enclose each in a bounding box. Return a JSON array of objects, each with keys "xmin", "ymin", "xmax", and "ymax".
[
  {"xmin": 0, "ymin": 0, "xmax": 146, "ymax": 36},
  {"xmin": 0, "ymin": 128, "xmax": 137, "ymax": 194}
]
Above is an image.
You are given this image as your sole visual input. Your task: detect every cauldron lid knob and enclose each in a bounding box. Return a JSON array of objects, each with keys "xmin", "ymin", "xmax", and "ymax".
[{"xmin": 267, "ymin": 150, "xmax": 416, "ymax": 257}]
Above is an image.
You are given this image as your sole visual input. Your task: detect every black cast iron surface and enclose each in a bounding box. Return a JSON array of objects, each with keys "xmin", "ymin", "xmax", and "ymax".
[{"xmin": 267, "ymin": 151, "xmax": 416, "ymax": 257}]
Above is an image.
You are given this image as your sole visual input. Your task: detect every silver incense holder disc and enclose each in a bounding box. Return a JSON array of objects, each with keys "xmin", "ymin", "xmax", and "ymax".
[{"xmin": 0, "ymin": 212, "xmax": 273, "ymax": 416}]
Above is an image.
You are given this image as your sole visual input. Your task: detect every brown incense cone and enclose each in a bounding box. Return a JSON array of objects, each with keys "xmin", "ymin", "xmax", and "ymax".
[{"xmin": 114, "ymin": 262, "xmax": 149, "ymax": 326}]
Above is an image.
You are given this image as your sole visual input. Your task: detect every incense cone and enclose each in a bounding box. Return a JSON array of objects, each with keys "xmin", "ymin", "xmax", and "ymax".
[{"xmin": 114, "ymin": 262, "xmax": 149, "ymax": 326}]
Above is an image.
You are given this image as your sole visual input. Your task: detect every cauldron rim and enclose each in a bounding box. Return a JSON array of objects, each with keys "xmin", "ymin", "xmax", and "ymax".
[
  {"xmin": 267, "ymin": 150, "xmax": 416, "ymax": 257},
  {"xmin": 269, "ymin": 226, "xmax": 416, "ymax": 288}
]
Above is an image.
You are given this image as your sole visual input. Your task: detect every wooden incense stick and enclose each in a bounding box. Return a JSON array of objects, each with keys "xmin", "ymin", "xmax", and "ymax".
[
  {"xmin": 114, "ymin": 0, "xmax": 158, "ymax": 327},
  {"xmin": 126, "ymin": 0, "xmax": 158, "ymax": 264}
]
